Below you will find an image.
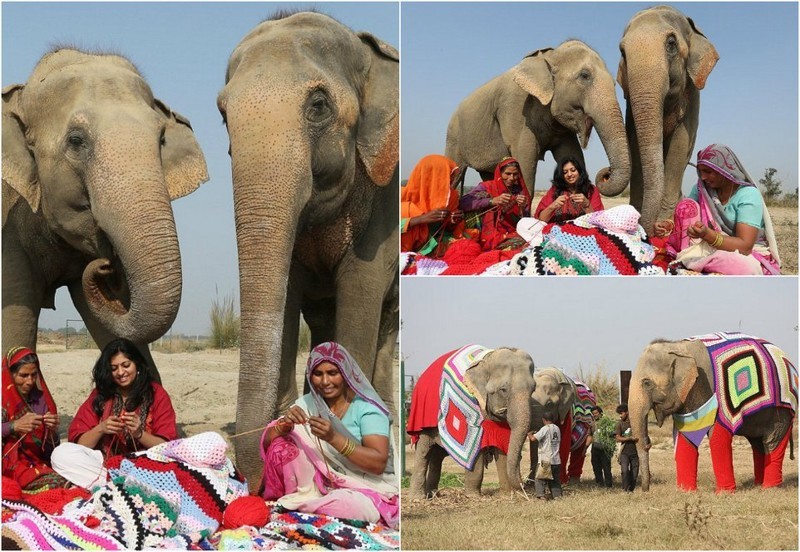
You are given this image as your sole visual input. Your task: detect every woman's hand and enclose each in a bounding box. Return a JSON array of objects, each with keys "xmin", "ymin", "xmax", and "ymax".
[
  {"xmin": 450, "ymin": 209, "xmax": 464, "ymax": 223},
  {"xmin": 570, "ymin": 193, "xmax": 589, "ymax": 210},
  {"xmin": 13, "ymin": 412, "xmax": 43, "ymax": 434},
  {"xmin": 307, "ymin": 415, "xmax": 336, "ymax": 442},
  {"xmin": 491, "ymin": 193, "xmax": 513, "ymax": 208},
  {"xmin": 42, "ymin": 412, "xmax": 59, "ymax": 431},
  {"xmin": 99, "ymin": 415, "xmax": 126, "ymax": 435},
  {"xmin": 551, "ymin": 194, "xmax": 569, "ymax": 210},
  {"xmin": 121, "ymin": 411, "xmax": 143, "ymax": 439},
  {"xmin": 687, "ymin": 221, "xmax": 709, "ymax": 239},
  {"xmin": 653, "ymin": 220, "xmax": 674, "ymax": 237},
  {"xmin": 284, "ymin": 405, "xmax": 308, "ymax": 426},
  {"xmin": 514, "ymin": 194, "xmax": 527, "ymax": 207}
]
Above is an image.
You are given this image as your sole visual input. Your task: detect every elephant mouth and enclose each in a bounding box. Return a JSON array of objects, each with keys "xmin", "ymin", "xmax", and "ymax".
[
  {"xmin": 82, "ymin": 257, "xmax": 131, "ymax": 316},
  {"xmin": 580, "ymin": 117, "xmax": 594, "ymax": 149}
]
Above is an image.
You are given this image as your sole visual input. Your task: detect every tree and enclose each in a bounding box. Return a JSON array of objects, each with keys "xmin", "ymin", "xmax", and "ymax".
[{"xmin": 758, "ymin": 168, "xmax": 783, "ymax": 202}]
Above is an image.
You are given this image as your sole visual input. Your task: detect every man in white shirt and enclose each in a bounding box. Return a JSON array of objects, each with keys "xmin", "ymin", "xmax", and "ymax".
[{"xmin": 528, "ymin": 412, "xmax": 562, "ymax": 499}]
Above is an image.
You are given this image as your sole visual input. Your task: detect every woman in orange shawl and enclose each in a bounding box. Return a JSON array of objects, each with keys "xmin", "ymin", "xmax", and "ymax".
[
  {"xmin": 460, "ymin": 157, "xmax": 532, "ymax": 250},
  {"xmin": 401, "ymin": 154, "xmax": 465, "ymax": 257},
  {"xmin": 2, "ymin": 347, "xmax": 67, "ymax": 491}
]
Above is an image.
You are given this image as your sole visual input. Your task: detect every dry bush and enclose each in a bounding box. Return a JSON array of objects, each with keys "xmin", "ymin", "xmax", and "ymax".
[
  {"xmin": 209, "ymin": 290, "xmax": 240, "ymax": 349},
  {"xmin": 575, "ymin": 363, "xmax": 619, "ymax": 412},
  {"xmin": 150, "ymin": 335, "xmax": 209, "ymax": 354},
  {"xmin": 401, "ymin": 420, "xmax": 799, "ymax": 550}
]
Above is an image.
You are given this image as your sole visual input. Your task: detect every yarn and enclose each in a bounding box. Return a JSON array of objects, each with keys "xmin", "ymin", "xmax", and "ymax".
[
  {"xmin": 2, "ymin": 476, "xmax": 22, "ymax": 501},
  {"xmin": 222, "ymin": 495, "xmax": 270, "ymax": 529},
  {"xmin": 22, "ymin": 487, "xmax": 90, "ymax": 515}
]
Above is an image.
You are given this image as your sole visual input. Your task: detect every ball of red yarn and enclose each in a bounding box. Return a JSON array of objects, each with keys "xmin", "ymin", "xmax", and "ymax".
[
  {"xmin": 222, "ymin": 495, "xmax": 270, "ymax": 529},
  {"xmin": 1, "ymin": 476, "xmax": 22, "ymax": 501}
]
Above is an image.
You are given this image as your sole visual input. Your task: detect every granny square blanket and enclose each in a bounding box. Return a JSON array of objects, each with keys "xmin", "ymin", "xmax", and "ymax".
[
  {"xmin": 438, "ymin": 344, "xmax": 493, "ymax": 470},
  {"xmin": 687, "ymin": 332, "xmax": 798, "ymax": 435}
]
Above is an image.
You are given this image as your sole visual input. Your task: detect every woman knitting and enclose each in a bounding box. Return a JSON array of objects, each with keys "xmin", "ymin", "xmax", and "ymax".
[
  {"xmin": 401, "ymin": 154, "xmax": 466, "ymax": 257},
  {"xmin": 534, "ymin": 156, "xmax": 604, "ymax": 224},
  {"xmin": 460, "ymin": 157, "xmax": 532, "ymax": 250},
  {"xmin": 2, "ymin": 347, "xmax": 68, "ymax": 491},
  {"xmin": 656, "ymin": 143, "xmax": 781, "ymax": 275},
  {"xmin": 260, "ymin": 342, "xmax": 398, "ymax": 528},
  {"xmin": 68, "ymin": 338, "xmax": 177, "ymax": 457}
]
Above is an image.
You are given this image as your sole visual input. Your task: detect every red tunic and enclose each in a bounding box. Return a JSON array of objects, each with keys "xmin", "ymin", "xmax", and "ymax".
[{"xmin": 534, "ymin": 184, "xmax": 605, "ymax": 224}]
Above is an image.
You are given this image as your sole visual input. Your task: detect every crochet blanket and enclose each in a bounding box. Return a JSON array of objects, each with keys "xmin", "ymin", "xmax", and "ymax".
[
  {"xmin": 438, "ymin": 345, "xmax": 493, "ymax": 469},
  {"xmin": 687, "ymin": 332, "xmax": 798, "ymax": 435},
  {"xmin": 509, "ymin": 206, "xmax": 665, "ymax": 275},
  {"xmin": 571, "ymin": 380, "xmax": 597, "ymax": 451}
]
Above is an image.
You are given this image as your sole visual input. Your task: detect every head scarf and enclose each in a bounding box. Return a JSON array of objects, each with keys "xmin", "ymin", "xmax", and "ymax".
[
  {"xmin": 695, "ymin": 144, "xmax": 781, "ymax": 267},
  {"xmin": 2, "ymin": 347, "xmax": 59, "ymax": 488},
  {"xmin": 401, "ymin": 154, "xmax": 459, "ymax": 214},
  {"xmin": 487, "ymin": 157, "xmax": 532, "ymax": 213}
]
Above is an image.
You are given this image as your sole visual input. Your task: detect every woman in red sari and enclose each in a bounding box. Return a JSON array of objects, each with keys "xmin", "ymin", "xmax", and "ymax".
[
  {"xmin": 460, "ymin": 157, "xmax": 532, "ymax": 250},
  {"xmin": 2, "ymin": 347, "xmax": 67, "ymax": 491},
  {"xmin": 69, "ymin": 338, "xmax": 177, "ymax": 457},
  {"xmin": 534, "ymin": 156, "xmax": 604, "ymax": 224}
]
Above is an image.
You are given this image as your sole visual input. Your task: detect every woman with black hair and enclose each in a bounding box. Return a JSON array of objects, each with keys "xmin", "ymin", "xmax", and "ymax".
[
  {"xmin": 534, "ymin": 156, "xmax": 604, "ymax": 224},
  {"xmin": 68, "ymin": 338, "xmax": 177, "ymax": 457}
]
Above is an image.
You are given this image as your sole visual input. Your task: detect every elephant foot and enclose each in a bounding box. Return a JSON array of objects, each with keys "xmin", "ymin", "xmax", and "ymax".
[{"xmin": 463, "ymin": 487, "xmax": 482, "ymax": 498}]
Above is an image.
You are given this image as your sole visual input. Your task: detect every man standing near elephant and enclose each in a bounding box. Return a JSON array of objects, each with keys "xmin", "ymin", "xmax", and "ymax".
[
  {"xmin": 528, "ymin": 412, "xmax": 562, "ymax": 500},
  {"xmin": 588, "ymin": 406, "xmax": 614, "ymax": 488},
  {"xmin": 615, "ymin": 404, "xmax": 639, "ymax": 492}
]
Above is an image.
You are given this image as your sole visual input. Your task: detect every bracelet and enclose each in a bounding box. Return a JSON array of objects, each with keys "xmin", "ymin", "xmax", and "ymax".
[
  {"xmin": 10, "ymin": 421, "xmax": 14, "ymax": 434},
  {"xmin": 276, "ymin": 418, "xmax": 292, "ymax": 435},
  {"xmin": 133, "ymin": 428, "xmax": 144, "ymax": 440},
  {"xmin": 711, "ymin": 232, "xmax": 724, "ymax": 248},
  {"xmin": 339, "ymin": 438, "xmax": 357, "ymax": 457}
]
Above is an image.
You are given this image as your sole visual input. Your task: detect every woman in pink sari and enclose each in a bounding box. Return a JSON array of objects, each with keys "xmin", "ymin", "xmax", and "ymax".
[
  {"xmin": 657, "ymin": 144, "xmax": 781, "ymax": 275},
  {"xmin": 260, "ymin": 342, "xmax": 398, "ymax": 528}
]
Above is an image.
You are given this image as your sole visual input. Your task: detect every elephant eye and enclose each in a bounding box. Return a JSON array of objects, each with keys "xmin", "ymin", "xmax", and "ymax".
[
  {"xmin": 305, "ymin": 90, "xmax": 333, "ymax": 125},
  {"xmin": 665, "ymin": 34, "xmax": 678, "ymax": 55},
  {"xmin": 66, "ymin": 132, "xmax": 86, "ymax": 149},
  {"xmin": 578, "ymin": 69, "xmax": 591, "ymax": 82}
]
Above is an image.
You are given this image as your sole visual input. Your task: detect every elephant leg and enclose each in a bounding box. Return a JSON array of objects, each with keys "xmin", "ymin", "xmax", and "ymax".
[
  {"xmin": 660, "ymin": 124, "xmax": 693, "ymax": 221},
  {"xmin": 2, "ymin": 242, "xmax": 45, "ymax": 354},
  {"xmin": 762, "ymin": 429, "xmax": 791, "ymax": 488},
  {"xmin": 747, "ymin": 436, "xmax": 766, "ymax": 486},
  {"xmin": 373, "ymin": 275, "xmax": 399, "ymax": 418},
  {"xmin": 675, "ymin": 432, "xmax": 700, "ymax": 491},
  {"xmin": 464, "ymin": 448, "xmax": 485, "ymax": 496},
  {"xmin": 567, "ymin": 442, "xmax": 588, "ymax": 482},
  {"xmin": 426, "ymin": 445, "xmax": 448, "ymax": 497},
  {"xmin": 557, "ymin": 416, "xmax": 572, "ymax": 484},
  {"xmin": 509, "ymin": 130, "xmax": 541, "ymax": 197},
  {"xmin": 409, "ymin": 431, "xmax": 434, "ymax": 499},
  {"xmin": 495, "ymin": 450, "xmax": 511, "ymax": 492},
  {"xmin": 300, "ymin": 294, "xmax": 335, "ymax": 395},
  {"xmin": 277, "ymin": 275, "xmax": 302, "ymax": 414},
  {"xmin": 527, "ymin": 442, "xmax": 539, "ymax": 484},
  {"xmin": 709, "ymin": 421, "xmax": 736, "ymax": 493}
]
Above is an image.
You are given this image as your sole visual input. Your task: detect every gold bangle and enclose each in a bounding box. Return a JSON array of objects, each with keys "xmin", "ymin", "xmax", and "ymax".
[
  {"xmin": 712, "ymin": 232, "xmax": 724, "ymax": 248},
  {"xmin": 339, "ymin": 438, "xmax": 356, "ymax": 457}
]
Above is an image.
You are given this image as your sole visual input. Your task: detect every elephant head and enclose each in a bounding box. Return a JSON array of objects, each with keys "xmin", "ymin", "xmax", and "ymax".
[
  {"xmin": 2, "ymin": 48, "xmax": 207, "ymax": 348},
  {"xmin": 628, "ymin": 338, "xmax": 713, "ymax": 491},
  {"xmin": 218, "ymin": 12, "xmax": 398, "ymax": 478},
  {"xmin": 531, "ymin": 366, "xmax": 577, "ymax": 424},
  {"xmin": 465, "ymin": 347, "xmax": 535, "ymax": 490},
  {"xmin": 511, "ymin": 40, "xmax": 631, "ymax": 196},
  {"xmin": 617, "ymin": 6, "xmax": 718, "ymax": 233}
]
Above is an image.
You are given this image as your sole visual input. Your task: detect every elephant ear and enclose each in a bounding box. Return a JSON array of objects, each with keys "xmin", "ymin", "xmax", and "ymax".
[
  {"xmin": 153, "ymin": 99, "xmax": 209, "ymax": 200},
  {"xmin": 356, "ymin": 32, "xmax": 399, "ymax": 188},
  {"xmin": 686, "ymin": 18, "xmax": 719, "ymax": 90},
  {"xmin": 464, "ymin": 357, "xmax": 491, "ymax": 412},
  {"xmin": 670, "ymin": 352, "xmax": 700, "ymax": 405},
  {"xmin": 2, "ymin": 83, "xmax": 40, "ymax": 225},
  {"xmin": 511, "ymin": 50, "xmax": 555, "ymax": 106},
  {"xmin": 616, "ymin": 57, "xmax": 629, "ymax": 100}
]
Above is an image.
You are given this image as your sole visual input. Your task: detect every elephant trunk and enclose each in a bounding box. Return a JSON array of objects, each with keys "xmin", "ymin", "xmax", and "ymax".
[
  {"xmin": 589, "ymin": 82, "xmax": 632, "ymax": 197},
  {"xmin": 629, "ymin": 382, "xmax": 652, "ymax": 491},
  {"xmin": 625, "ymin": 54, "xmax": 668, "ymax": 235},
  {"xmin": 82, "ymin": 122, "xmax": 182, "ymax": 345},
  {"xmin": 505, "ymin": 393, "xmax": 531, "ymax": 490},
  {"xmin": 227, "ymin": 89, "xmax": 311, "ymax": 484}
]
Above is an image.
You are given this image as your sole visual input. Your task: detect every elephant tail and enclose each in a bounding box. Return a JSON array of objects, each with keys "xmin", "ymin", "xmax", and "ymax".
[{"xmin": 790, "ymin": 430, "xmax": 794, "ymax": 461}]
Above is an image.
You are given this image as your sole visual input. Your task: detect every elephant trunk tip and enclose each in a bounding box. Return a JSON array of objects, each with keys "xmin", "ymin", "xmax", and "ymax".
[{"xmin": 595, "ymin": 167, "xmax": 629, "ymax": 197}]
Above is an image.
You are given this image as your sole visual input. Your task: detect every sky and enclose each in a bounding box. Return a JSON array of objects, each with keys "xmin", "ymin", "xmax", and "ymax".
[
  {"xmin": 400, "ymin": 277, "xmax": 799, "ymax": 387},
  {"xmin": 401, "ymin": 1, "xmax": 799, "ymax": 195},
  {"xmin": 2, "ymin": 1, "xmax": 399, "ymax": 336}
]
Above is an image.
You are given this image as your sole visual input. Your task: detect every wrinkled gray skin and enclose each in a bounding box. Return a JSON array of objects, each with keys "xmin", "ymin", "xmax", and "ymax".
[
  {"xmin": 629, "ymin": 339, "xmax": 795, "ymax": 491},
  {"xmin": 2, "ymin": 49, "xmax": 208, "ymax": 374},
  {"xmin": 527, "ymin": 367, "xmax": 577, "ymax": 479},
  {"xmin": 410, "ymin": 348, "xmax": 535, "ymax": 498},
  {"xmin": 445, "ymin": 40, "xmax": 630, "ymax": 197},
  {"xmin": 218, "ymin": 12, "xmax": 399, "ymax": 485},
  {"xmin": 609, "ymin": 5, "xmax": 718, "ymax": 235}
]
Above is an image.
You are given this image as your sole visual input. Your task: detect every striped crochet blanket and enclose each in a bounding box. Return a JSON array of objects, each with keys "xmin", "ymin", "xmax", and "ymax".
[
  {"xmin": 684, "ymin": 332, "xmax": 798, "ymax": 435},
  {"xmin": 438, "ymin": 345, "xmax": 493, "ymax": 470},
  {"xmin": 571, "ymin": 380, "xmax": 597, "ymax": 451},
  {"xmin": 509, "ymin": 206, "xmax": 665, "ymax": 275}
]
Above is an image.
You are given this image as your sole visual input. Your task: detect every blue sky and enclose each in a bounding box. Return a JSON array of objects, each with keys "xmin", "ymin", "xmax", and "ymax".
[
  {"xmin": 401, "ymin": 2, "xmax": 799, "ymax": 194},
  {"xmin": 400, "ymin": 277, "xmax": 799, "ymax": 385},
  {"xmin": 2, "ymin": 1, "xmax": 399, "ymax": 336}
]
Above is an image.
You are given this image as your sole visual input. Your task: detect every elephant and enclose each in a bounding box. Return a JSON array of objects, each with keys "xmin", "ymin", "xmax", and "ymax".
[
  {"xmin": 406, "ymin": 346, "xmax": 536, "ymax": 498},
  {"xmin": 445, "ymin": 39, "xmax": 630, "ymax": 198},
  {"xmin": 217, "ymin": 12, "xmax": 399, "ymax": 484},
  {"xmin": 629, "ymin": 334, "xmax": 797, "ymax": 492},
  {"xmin": 604, "ymin": 5, "xmax": 719, "ymax": 235},
  {"xmin": 2, "ymin": 48, "xmax": 208, "ymax": 376},
  {"xmin": 527, "ymin": 367, "xmax": 580, "ymax": 484}
]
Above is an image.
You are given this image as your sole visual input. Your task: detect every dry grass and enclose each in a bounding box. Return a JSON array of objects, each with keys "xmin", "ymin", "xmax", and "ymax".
[{"xmin": 401, "ymin": 420, "xmax": 799, "ymax": 550}]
